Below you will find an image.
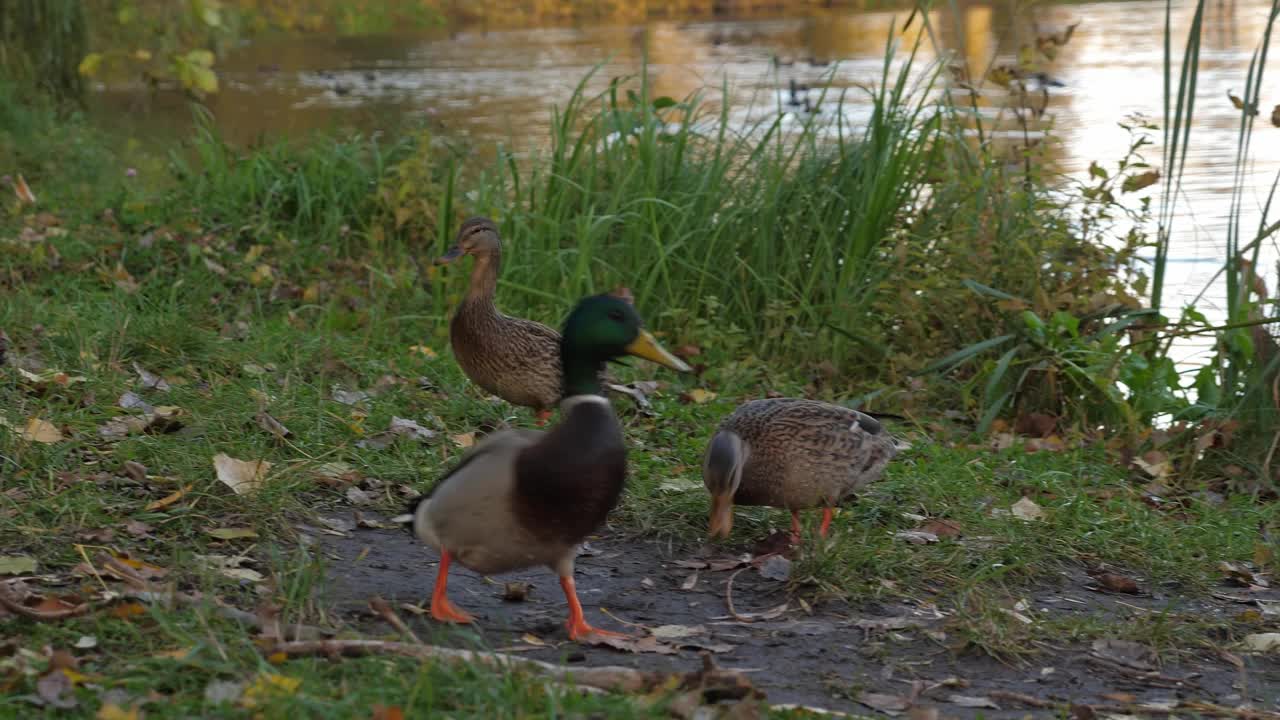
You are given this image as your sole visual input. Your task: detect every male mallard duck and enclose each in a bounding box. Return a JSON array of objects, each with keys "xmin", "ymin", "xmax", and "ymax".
[
  {"xmin": 435, "ymin": 217, "xmax": 572, "ymax": 425},
  {"xmin": 409, "ymin": 293, "xmax": 691, "ymax": 640},
  {"xmin": 702, "ymin": 398, "xmax": 901, "ymax": 542}
]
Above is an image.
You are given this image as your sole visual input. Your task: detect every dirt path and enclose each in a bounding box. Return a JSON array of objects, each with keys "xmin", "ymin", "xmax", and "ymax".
[{"xmin": 310, "ymin": 517, "xmax": 1280, "ymax": 717}]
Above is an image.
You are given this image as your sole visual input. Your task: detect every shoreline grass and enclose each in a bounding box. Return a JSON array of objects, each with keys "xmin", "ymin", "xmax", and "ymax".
[{"xmin": 3, "ymin": 12, "xmax": 1279, "ymax": 715}]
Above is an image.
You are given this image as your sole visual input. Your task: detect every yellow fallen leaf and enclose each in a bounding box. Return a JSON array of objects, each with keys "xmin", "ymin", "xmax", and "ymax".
[
  {"xmin": 244, "ymin": 244, "xmax": 266, "ymax": 263},
  {"xmin": 151, "ymin": 647, "xmax": 194, "ymax": 660},
  {"xmin": 682, "ymin": 388, "xmax": 717, "ymax": 404},
  {"xmin": 144, "ymin": 484, "xmax": 191, "ymax": 511},
  {"xmin": 266, "ymin": 651, "xmax": 287, "ymax": 664},
  {"xmin": 21, "ymin": 417, "xmax": 63, "ymax": 443},
  {"xmin": 97, "ymin": 703, "xmax": 139, "ymax": 720},
  {"xmin": 409, "ymin": 345, "xmax": 437, "ymax": 358},
  {"xmin": 249, "ymin": 264, "xmax": 274, "ymax": 286},
  {"xmin": 450, "ymin": 432, "xmax": 475, "ymax": 449},
  {"xmin": 240, "ymin": 673, "xmax": 301, "ymax": 707},
  {"xmin": 213, "ymin": 453, "xmax": 272, "ymax": 495}
]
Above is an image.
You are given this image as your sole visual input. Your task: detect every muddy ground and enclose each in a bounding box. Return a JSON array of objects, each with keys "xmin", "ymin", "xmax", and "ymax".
[{"xmin": 307, "ymin": 514, "xmax": 1280, "ymax": 717}]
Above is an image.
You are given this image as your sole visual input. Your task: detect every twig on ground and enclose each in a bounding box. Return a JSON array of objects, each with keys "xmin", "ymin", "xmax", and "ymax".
[
  {"xmin": 724, "ymin": 567, "xmax": 788, "ymax": 623},
  {"xmin": 369, "ymin": 596, "xmax": 422, "ymax": 645},
  {"xmin": 268, "ymin": 639, "xmax": 666, "ymax": 694}
]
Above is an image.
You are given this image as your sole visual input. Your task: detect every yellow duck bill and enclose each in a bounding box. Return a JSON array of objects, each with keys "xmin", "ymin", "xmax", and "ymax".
[{"xmin": 624, "ymin": 330, "xmax": 692, "ymax": 372}]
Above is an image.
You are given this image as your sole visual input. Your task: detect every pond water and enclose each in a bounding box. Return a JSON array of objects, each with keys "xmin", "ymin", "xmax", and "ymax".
[{"xmin": 89, "ymin": 0, "xmax": 1279, "ymax": 351}]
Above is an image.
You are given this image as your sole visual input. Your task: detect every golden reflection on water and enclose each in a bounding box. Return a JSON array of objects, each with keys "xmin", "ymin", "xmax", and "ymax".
[{"xmin": 89, "ymin": 0, "xmax": 1279, "ymax": 329}]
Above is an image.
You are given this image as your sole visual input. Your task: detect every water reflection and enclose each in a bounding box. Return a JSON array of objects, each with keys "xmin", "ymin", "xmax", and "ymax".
[{"xmin": 89, "ymin": 0, "xmax": 1279, "ymax": 331}]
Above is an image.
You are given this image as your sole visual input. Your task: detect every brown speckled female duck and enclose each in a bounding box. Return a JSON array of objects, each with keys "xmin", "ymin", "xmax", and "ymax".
[
  {"xmin": 702, "ymin": 398, "xmax": 902, "ymax": 542},
  {"xmin": 436, "ymin": 217, "xmax": 570, "ymax": 425},
  {"xmin": 410, "ymin": 293, "xmax": 691, "ymax": 640}
]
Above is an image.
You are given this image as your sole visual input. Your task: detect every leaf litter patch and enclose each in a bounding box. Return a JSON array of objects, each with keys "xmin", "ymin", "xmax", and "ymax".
[{"xmin": 310, "ymin": 524, "xmax": 1277, "ymax": 718}]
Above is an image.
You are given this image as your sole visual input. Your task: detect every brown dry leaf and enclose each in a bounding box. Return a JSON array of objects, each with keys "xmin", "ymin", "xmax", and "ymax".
[
  {"xmin": 708, "ymin": 554, "xmax": 753, "ymax": 572},
  {"xmin": 21, "ymin": 417, "xmax": 63, "ymax": 443},
  {"xmin": 1090, "ymin": 638, "xmax": 1155, "ymax": 670},
  {"xmin": 111, "ymin": 554, "xmax": 169, "ymax": 580},
  {"xmin": 213, "ymin": 453, "xmax": 272, "ymax": 495},
  {"xmin": 1220, "ymin": 561, "xmax": 1269, "ymax": 588},
  {"xmin": 680, "ymin": 571, "xmax": 699, "ymax": 591},
  {"xmin": 450, "ymin": 432, "xmax": 475, "ymax": 449},
  {"xmin": 1271, "ymin": 104, "xmax": 1280, "ymax": 127},
  {"xmin": 1101, "ymin": 692, "xmax": 1136, "ymax": 703},
  {"xmin": 1242, "ymin": 633, "xmax": 1280, "ymax": 652},
  {"xmin": 204, "ymin": 257, "xmax": 228, "ymax": 276},
  {"xmin": 359, "ymin": 417, "xmax": 436, "ymax": 449},
  {"xmin": 1121, "ymin": 170, "xmax": 1160, "ymax": 193},
  {"xmin": 1094, "ymin": 572, "xmax": 1141, "ymax": 594},
  {"xmin": 1010, "ymin": 496, "xmax": 1045, "ymax": 521},
  {"xmin": 371, "ymin": 705, "xmax": 406, "ymax": 720},
  {"xmin": 857, "ymin": 692, "xmax": 911, "ymax": 716},
  {"xmin": 123, "ymin": 519, "xmax": 153, "ymax": 537},
  {"xmin": 919, "ymin": 518, "xmax": 963, "ymax": 538},
  {"xmin": 13, "ymin": 174, "xmax": 37, "ymax": 205},
  {"xmin": 144, "ymin": 484, "xmax": 191, "ymax": 512},
  {"xmin": 681, "ymin": 388, "xmax": 717, "ymax": 404},
  {"xmin": 254, "ymin": 411, "xmax": 292, "ymax": 439},
  {"xmin": 502, "ymin": 581, "xmax": 529, "ymax": 602},
  {"xmin": 110, "ymin": 603, "xmax": 148, "ymax": 619}
]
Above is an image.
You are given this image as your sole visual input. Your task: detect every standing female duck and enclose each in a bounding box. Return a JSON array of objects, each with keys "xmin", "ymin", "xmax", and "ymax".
[
  {"xmin": 435, "ymin": 217, "xmax": 572, "ymax": 425},
  {"xmin": 702, "ymin": 398, "xmax": 901, "ymax": 542},
  {"xmin": 410, "ymin": 293, "xmax": 690, "ymax": 640}
]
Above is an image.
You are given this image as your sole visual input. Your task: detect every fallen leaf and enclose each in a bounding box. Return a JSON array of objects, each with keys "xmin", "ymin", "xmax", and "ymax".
[
  {"xmin": 650, "ymin": 624, "xmax": 707, "ymax": 640},
  {"xmin": 354, "ymin": 511, "xmax": 394, "ymax": 529},
  {"xmin": 346, "ymin": 486, "xmax": 373, "ymax": 505},
  {"xmin": 0, "ymin": 555, "xmax": 38, "ymax": 575},
  {"xmin": 1133, "ymin": 451, "xmax": 1172, "ymax": 480},
  {"xmin": 255, "ymin": 411, "xmax": 292, "ymax": 439},
  {"xmin": 204, "ymin": 679, "xmax": 246, "ymax": 704},
  {"xmin": 74, "ymin": 635, "xmax": 97, "ymax": 649},
  {"xmin": 357, "ymin": 417, "xmax": 436, "ymax": 449},
  {"xmin": 121, "ymin": 460, "xmax": 148, "ymax": 483},
  {"xmin": 757, "ymin": 555, "xmax": 792, "ymax": 582},
  {"xmin": 1220, "ymin": 561, "xmax": 1269, "ymax": 588},
  {"xmin": 249, "ymin": 264, "xmax": 274, "ymax": 286},
  {"xmin": 1101, "ymin": 692, "xmax": 1136, "ymax": 703},
  {"xmin": 1094, "ymin": 572, "xmax": 1141, "ymax": 594},
  {"xmin": 895, "ymin": 530, "xmax": 940, "ymax": 544},
  {"xmin": 681, "ymin": 388, "xmax": 717, "ymax": 404},
  {"xmin": 919, "ymin": 518, "xmax": 963, "ymax": 538},
  {"xmin": 198, "ymin": 554, "xmax": 265, "ymax": 583},
  {"xmin": 207, "ymin": 528, "xmax": 259, "ymax": 541},
  {"xmin": 331, "ymin": 388, "xmax": 370, "ymax": 405},
  {"xmin": 450, "ymin": 432, "xmax": 475, "ymax": 449},
  {"xmin": 1242, "ymin": 633, "xmax": 1280, "ymax": 652},
  {"xmin": 213, "ymin": 453, "xmax": 272, "ymax": 495},
  {"xmin": 21, "ymin": 417, "xmax": 63, "ymax": 443},
  {"xmin": 13, "ymin": 174, "xmax": 36, "ymax": 205},
  {"xmin": 708, "ymin": 554, "xmax": 753, "ymax": 572},
  {"xmin": 502, "ymin": 582, "xmax": 530, "ymax": 602},
  {"xmin": 96, "ymin": 703, "xmax": 139, "ymax": 720},
  {"xmin": 110, "ymin": 602, "xmax": 148, "ymax": 619},
  {"xmin": 36, "ymin": 668, "xmax": 76, "ymax": 709},
  {"xmin": 313, "ymin": 461, "xmax": 359, "ymax": 484},
  {"xmin": 580, "ymin": 633, "xmax": 679, "ymax": 655},
  {"xmin": 1091, "ymin": 638, "xmax": 1155, "ymax": 670},
  {"xmin": 857, "ymin": 692, "xmax": 910, "ymax": 716},
  {"xmin": 657, "ymin": 477, "xmax": 701, "ymax": 493},
  {"xmin": 111, "ymin": 553, "xmax": 169, "ymax": 580},
  {"xmin": 1272, "ymin": 104, "xmax": 1280, "ymax": 127},
  {"xmin": 144, "ymin": 485, "xmax": 191, "ymax": 511},
  {"xmin": 1010, "ymin": 496, "xmax": 1045, "ymax": 521},
  {"xmin": 204, "ymin": 257, "xmax": 228, "ymax": 276},
  {"xmin": 132, "ymin": 362, "xmax": 171, "ymax": 391},
  {"xmin": 118, "ymin": 392, "xmax": 154, "ymax": 412},
  {"xmin": 408, "ymin": 345, "xmax": 437, "ymax": 358},
  {"xmin": 606, "ymin": 380, "xmax": 660, "ymax": 415},
  {"xmin": 123, "ymin": 519, "xmax": 153, "ymax": 537},
  {"xmin": 371, "ymin": 706, "xmax": 405, "ymax": 720},
  {"xmin": 240, "ymin": 673, "xmax": 301, "ymax": 707},
  {"xmin": 680, "ymin": 572, "xmax": 699, "ymax": 591},
  {"xmin": 946, "ymin": 695, "xmax": 1000, "ymax": 709}
]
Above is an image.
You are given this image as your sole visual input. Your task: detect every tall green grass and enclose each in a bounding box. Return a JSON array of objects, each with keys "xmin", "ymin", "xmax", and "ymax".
[{"xmin": 1156, "ymin": 0, "xmax": 1280, "ymax": 473}]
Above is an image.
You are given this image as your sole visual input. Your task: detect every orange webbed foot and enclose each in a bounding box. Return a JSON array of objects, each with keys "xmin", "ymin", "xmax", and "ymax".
[{"xmin": 430, "ymin": 595, "xmax": 475, "ymax": 624}]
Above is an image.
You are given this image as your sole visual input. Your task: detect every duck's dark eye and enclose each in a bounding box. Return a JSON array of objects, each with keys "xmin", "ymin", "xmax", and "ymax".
[{"xmin": 607, "ymin": 309, "xmax": 625, "ymax": 322}]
